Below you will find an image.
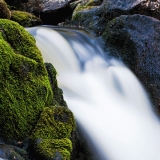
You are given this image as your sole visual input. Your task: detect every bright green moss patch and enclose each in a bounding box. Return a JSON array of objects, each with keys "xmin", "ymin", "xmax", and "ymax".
[
  {"xmin": 74, "ymin": 0, "xmax": 95, "ymax": 12},
  {"xmin": 36, "ymin": 138, "xmax": 72, "ymax": 160},
  {"xmin": 32, "ymin": 106, "xmax": 75, "ymax": 140},
  {"xmin": 0, "ymin": 19, "xmax": 53, "ymax": 141},
  {"xmin": 11, "ymin": 10, "xmax": 42, "ymax": 27},
  {"xmin": 0, "ymin": 0, "xmax": 11, "ymax": 19},
  {"xmin": 31, "ymin": 106, "xmax": 75, "ymax": 160}
]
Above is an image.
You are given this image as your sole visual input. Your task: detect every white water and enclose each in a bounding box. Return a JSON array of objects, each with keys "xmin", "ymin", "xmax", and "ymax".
[{"xmin": 27, "ymin": 26, "xmax": 160, "ymax": 160}]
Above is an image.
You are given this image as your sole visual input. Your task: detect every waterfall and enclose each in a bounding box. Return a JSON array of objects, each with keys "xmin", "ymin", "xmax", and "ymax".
[{"xmin": 26, "ymin": 26, "xmax": 160, "ymax": 160}]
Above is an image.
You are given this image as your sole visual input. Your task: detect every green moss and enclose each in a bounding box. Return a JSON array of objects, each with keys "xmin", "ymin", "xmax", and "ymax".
[
  {"xmin": 72, "ymin": 0, "xmax": 102, "ymax": 21},
  {"xmin": 45, "ymin": 63, "xmax": 67, "ymax": 107},
  {"xmin": 36, "ymin": 138, "xmax": 72, "ymax": 160},
  {"xmin": 72, "ymin": 0, "xmax": 94, "ymax": 21},
  {"xmin": 74, "ymin": 0, "xmax": 96, "ymax": 12},
  {"xmin": 0, "ymin": 19, "xmax": 53, "ymax": 141},
  {"xmin": 31, "ymin": 106, "xmax": 76, "ymax": 160},
  {"xmin": 75, "ymin": 4, "xmax": 94, "ymax": 12},
  {"xmin": 32, "ymin": 106, "xmax": 75, "ymax": 140},
  {"xmin": 11, "ymin": 10, "xmax": 42, "ymax": 27},
  {"xmin": 0, "ymin": 0, "xmax": 11, "ymax": 19}
]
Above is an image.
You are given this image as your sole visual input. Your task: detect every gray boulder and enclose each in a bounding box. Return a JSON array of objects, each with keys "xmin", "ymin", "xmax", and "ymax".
[
  {"xmin": 25, "ymin": 0, "xmax": 73, "ymax": 13},
  {"xmin": 102, "ymin": 14, "xmax": 160, "ymax": 114},
  {"xmin": 71, "ymin": 0, "xmax": 160, "ymax": 36},
  {"xmin": 23, "ymin": 0, "xmax": 74, "ymax": 24},
  {"xmin": 0, "ymin": 144, "xmax": 27, "ymax": 160}
]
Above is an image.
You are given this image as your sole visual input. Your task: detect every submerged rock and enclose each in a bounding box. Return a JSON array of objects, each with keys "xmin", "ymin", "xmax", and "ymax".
[
  {"xmin": 102, "ymin": 14, "xmax": 160, "ymax": 114},
  {"xmin": 0, "ymin": 19, "xmax": 53, "ymax": 141},
  {"xmin": 11, "ymin": 10, "xmax": 42, "ymax": 27}
]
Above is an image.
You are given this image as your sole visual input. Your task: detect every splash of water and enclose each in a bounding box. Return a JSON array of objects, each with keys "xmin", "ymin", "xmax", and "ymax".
[{"xmin": 27, "ymin": 26, "xmax": 160, "ymax": 160}]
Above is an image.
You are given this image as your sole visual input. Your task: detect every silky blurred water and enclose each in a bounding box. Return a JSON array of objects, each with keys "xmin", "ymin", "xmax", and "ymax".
[{"xmin": 27, "ymin": 26, "xmax": 160, "ymax": 160}]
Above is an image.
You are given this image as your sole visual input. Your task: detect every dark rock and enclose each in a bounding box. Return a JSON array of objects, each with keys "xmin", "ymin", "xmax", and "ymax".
[
  {"xmin": 5, "ymin": 0, "xmax": 28, "ymax": 10},
  {"xmin": 70, "ymin": 128, "xmax": 94, "ymax": 160},
  {"xmin": 71, "ymin": 0, "xmax": 160, "ymax": 36},
  {"xmin": 5, "ymin": 0, "xmax": 28, "ymax": 6},
  {"xmin": 39, "ymin": 7, "xmax": 73, "ymax": 25},
  {"xmin": 22, "ymin": 0, "xmax": 75, "ymax": 25},
  {"xmin": 102, "ymin": 14, "xmax": 160, "ymax": 114},
  {"xmin": 0, "ymin": 144, "xmax": 28, "ymax": 160},
  {"xmin": 45, "ymin": 63, "xmax": 67, "ymax": 107},
  {"xmin": 25, "ymin": 0, "xmax": 74, "ymax": 13}
]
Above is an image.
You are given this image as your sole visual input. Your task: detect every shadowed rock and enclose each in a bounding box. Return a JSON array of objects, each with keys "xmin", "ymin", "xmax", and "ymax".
[{"xmin": 102, "ymin": 14, "xmax": 160, "ymax": 114}]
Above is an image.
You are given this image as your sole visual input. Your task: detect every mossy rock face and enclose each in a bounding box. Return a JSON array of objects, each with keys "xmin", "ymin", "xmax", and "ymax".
[
  {"xmin": 45, "ymin": 63, "xmax": 67, "ymax": 107},
  {"xmin": 71, "ymin": 1, "xmax": 107, "ymax": 36},
  {"xmin": 11, "ymin": 10, "xmax": 42, "ymax": 27},
  {"xmin": 0, "ymin": 19, "xmax": 53, "ymax": 141},
  {"xmin": 0, "ymin": 0, "xmax": 11, "ymax": 19},
  {"xmin": 31, "ymin": 106, "xmax": 76, "ymax": 160}
]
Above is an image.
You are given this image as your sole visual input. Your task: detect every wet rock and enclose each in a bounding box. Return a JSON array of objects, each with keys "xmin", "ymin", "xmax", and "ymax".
[
  {"xmin": 45, "ymin": 63, "xmax": 67, "ymax": 107},
  {"xmin": 23, "ymin": 0, "xmax": 74, "ymax": 24},
  {"xmin": 71, "ymin": 0, "xmax": 160, "ymax": 36},
  {"xmin": 25, "ymin": 0, "xmax": 73, "ymax": 12},
  {"xmin": 102, "ymin": 14, "xmax": 160, "ymax": 114},
  {"xmin": 0, "ymin": 144, "xmax": 27, "ymax": 160}
]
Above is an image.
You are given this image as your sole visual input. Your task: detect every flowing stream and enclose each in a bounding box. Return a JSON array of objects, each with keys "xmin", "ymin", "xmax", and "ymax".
[{"xmin": 27, "ymin": 26, "xmax": 160, "ymax": 160}]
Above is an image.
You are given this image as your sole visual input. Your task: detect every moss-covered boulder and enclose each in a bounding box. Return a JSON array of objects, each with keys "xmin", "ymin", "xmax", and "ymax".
[
  {"xmin": 0, "ymin": 19, "xmax": 53, "ymax": 141},
  {"xmin": 31, "ymin": 106, "xmax": 76, "ymax": 160},
  {"xmin": 11, "ymin": 10, "xmax": 42, "ymax": 27},
  {"xmin": 0, "ymin": 0, "xmax": 11, "ymax": 19}
]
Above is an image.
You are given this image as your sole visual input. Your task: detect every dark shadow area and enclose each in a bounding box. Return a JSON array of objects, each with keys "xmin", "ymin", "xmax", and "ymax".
[{"xmin": 39, "ymin": 7, "xmax": 73, "ymax": 25}]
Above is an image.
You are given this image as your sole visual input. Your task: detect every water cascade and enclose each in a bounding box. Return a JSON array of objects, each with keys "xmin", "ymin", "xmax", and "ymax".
[{"xmin": 27, "ymin": 26, "xmax": 160, "ymax": 160}]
